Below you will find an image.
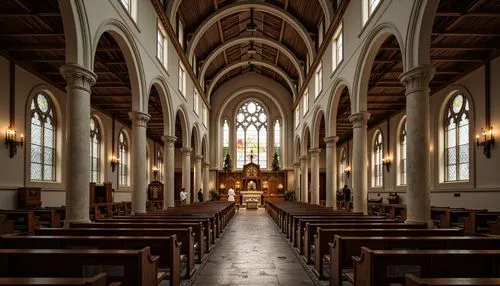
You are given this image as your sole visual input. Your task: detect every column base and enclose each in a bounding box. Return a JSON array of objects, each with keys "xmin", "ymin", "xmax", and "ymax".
[
  {"xmin": 405, "ymin": 219, "xmax": 434, "ymax": 229},
  {"xmin": 64, "ymin": 218, "xmax": 91, "ymax": 228}
]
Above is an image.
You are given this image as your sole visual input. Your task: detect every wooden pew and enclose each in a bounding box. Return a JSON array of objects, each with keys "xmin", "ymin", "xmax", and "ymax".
[
  {"xmin": 71, "ymin": 221, "xmax": 206, "ymax": 262},
  {"xmin": 313, "ymin": 228, "xmax": 462, "ymax": 279},
  {"xmin": 439, "ymin": 208, "xmax": 488, "ymax": 228},
  {"xmin": 405, "ymin": 274, "xmax": 500, "ymax": 286},
  {"xmin": 0, "ymin": 211, "xmax": 39, "ymax": 234},
  {"xmin": 294, "ymin": 217, "xmax": 395, "ymax": 250},
  {"xmin": 464, "ymin": 212, "xmax": 500, "ymax": 234},
  {"xmin": 0, "ymin": 247, "xmax": 164, "ymax": 286},
  {"xmin": 35, "ymin": 227, "xmax": 196, "ymax": 278},
  {"xmin": 0, "ymin": 273, "xmax": 120, "ymax": 286},
  {"xmin": 0, "ymin": 235, "xmax": 180, "ymax": 286},
  {"xmin": 98, "ymin": 217, "xmax": 213, "ymax": 252},
  {"xmin": 489, "ymin": 216, "xmax": 500, "ymax": 235},
  {"xmin": 329, "ymin": 235, "xmax": 500, "ymax": 286},
  {"xmin": 304, "ymin": 222, "xmax": 427, "ymax": 264},
  {"xmin": 352, "ymin": 248, "xmax": 500, "ymax": 286},
  {"xmin": 0, "ymin": 215, "xmax": 14, "ymax": 235}
]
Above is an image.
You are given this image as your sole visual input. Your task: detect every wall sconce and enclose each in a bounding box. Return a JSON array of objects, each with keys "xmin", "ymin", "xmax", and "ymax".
[
  {"xmin": 5, "ymin": 128, "xmax": 24, "ymax": 158},
  {"xmin": 110, "ymin": 155, "xmax": 120, "ymax": 172},
  {"xmin": 152, "ymin": 166, "xmax": 159, "ymax": 179},
  {"xmin": 262, "ymin": 181, "xmax": 269, "ymax": 190},
  {"xmin": 382, "ymin": 155, "xmax": 392, "ymax": 172},
  {"xmin": 344, "ymin": 167, "xmax": 351, "ymax": 178},
  {"xmin": 476, "ymin": 127, "xmax": 495, "ymax": 158},
  {"xmin": 235, "ymin": 181, "xmax": 241, "ymax": 191},
  {"xmin": 277, "ymin": 183, "xmax": 284, "ymax": 190},
  {"xmin": 219, "ymin": 183, "xmax": 226, "ymax": 191}
]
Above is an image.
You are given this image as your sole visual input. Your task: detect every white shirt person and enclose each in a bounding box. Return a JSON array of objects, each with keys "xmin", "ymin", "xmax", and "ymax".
[
  {"xmin": 227, "ymin": 188, "xmax": 235, "ymax": 202},
  {"xmin": 180, "ymin": 188, "xmax": 187, "ymax": 204}
]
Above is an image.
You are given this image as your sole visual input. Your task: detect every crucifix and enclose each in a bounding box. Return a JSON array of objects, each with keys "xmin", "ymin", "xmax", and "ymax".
[{"xmin": 248, "ymin": 150, "xmax": 255, "ymax": 163}]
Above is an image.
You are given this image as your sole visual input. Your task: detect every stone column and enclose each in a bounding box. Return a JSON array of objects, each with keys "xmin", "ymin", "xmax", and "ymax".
[
  {"xmin": 181, "ymin": 147, "xmax": 192, "ymax": 204},
  {"xmin": 309, "ymin": 148, "xmax": 321, "ymax": 205},
  {"xmin": 193, "ymin": 154, "xmax": 203, "ymax": 202},
  {"xmin": 293, "ymin": 162, "xmax": 301, "ymax": 202},
  {"xmin": 203, "ymin": 162, "xmax": 210, "ymax": 201},
  {"xmin": 162, "ymin": 135, "xmax": 176, "ymax": 208},
  {"xmin": 349, "ymin": 112, "xmax": 370, "ymax": 214},
  {"xmin": 60, "ymin": 64, "xmax": 97, "ymax": 226},
  {"xmin": 325, "ymin": 136, "xmax": 339, "ymax": 208},
  {"xmin": 129, "ymin": 111, "xmax": 151, "ymax": 214},
  {"xmin": 300, "ymin": 155, "xmax": 309, "ymax": 203},
  {"xmin": 400, "ymin": 65, "xmax": 435, "ymax": 227}
]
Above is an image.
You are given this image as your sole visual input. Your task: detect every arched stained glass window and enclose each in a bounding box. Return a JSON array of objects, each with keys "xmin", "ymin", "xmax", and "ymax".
[
  {"xmin": 339, "ymin": 148, "xmax": 347, "ymax": 188},
  {"xmin": 30, "ymin": 93, "xmax": 56, "ymax": 181},
  {"xmin": 372, "ymin": 131, "xmax": 383, "ymax": 187},
  {"xmin": 236, "ymin": 101, "xmax": 268, "ymax": 168},
  {"xmin": 118, "ymin": 131, "xmax": 129, "ymax": 186},
  {"xmin": 222, "ymin": 119, "xmax": 229, "ymax": 165},
  {"xmin": 90, "ymin": 117, "xmax": 101, "ymax": 183},
  {"xmin": 399, "ymin": 119, "xmax": 407, "ymax": 185},
  {"xmin": 445, "ymin": 94, "xmax": 470, "ymax": 181},
  {"xmin": 274, "ymin": 120, "xmax": 281, "ymax": 163}
]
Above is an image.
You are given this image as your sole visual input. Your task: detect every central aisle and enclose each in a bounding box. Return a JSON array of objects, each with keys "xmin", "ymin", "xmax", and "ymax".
[{"xmin": 191, "ymin": 208, "xmax": 317, "ymax": 286}]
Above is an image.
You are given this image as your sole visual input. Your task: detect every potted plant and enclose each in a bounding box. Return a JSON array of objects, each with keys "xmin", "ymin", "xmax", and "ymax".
[
  {"xmin": 209, "ymin": 189, "xmax": 220, "ymax": 201},
  {"xmin": 271, "ymin": 152, "xmax": 280, "ymax": 172},
  {"xmin": 223, "ymin": 153, "xmax": 232, "ymax": 173}
]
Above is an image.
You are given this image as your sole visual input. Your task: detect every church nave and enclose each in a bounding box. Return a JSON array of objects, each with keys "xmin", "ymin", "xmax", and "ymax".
[{"xmin": 191, "ymin": 209, "xmax": 317, "ymax": 286}]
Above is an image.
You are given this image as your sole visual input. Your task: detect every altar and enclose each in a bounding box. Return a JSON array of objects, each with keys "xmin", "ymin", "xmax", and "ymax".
[{"xmin": 240, "ymin": 161, "xmax": 263, "ymax": 205}]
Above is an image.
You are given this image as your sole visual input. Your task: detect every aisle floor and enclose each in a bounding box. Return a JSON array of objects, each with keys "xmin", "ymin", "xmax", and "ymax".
[{"xmin": 191, "ymin": 208, "xmax": 318, "ymax": 286}]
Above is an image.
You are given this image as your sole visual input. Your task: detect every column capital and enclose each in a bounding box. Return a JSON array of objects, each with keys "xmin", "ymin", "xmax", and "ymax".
[
  {"xmin": 349, "ymin": 111, "xmax": 371, "ymax": 128},
  {"xmin": 180, "ymin": 147, "xmax": 192, "ymax": 154},
  {"xmin": 324, "ymin": 136, "xmax": 339, "ymax": 146},
  {"xmin": 194, "ymin": 154, "xmax": 204, "ymax": 161},
  {"xmin": 161, "ymin": 135, "xmax": 177, "ymax": 146},
  {"xmin": 60, "ymin": 64, "xmax": 97, "ymax": 93},
  {"xmin": 202, "ymin": 161, "xmax": 211, "ymax": 168},
  {"xmin": 309, "ymin": 148, "xmax": 321, "ymax": 156},
  {"xmin": 293, "ymin": 162, "xmax": 301, "ymax": 168},
  {"xmin": 129, "ymin": 111, "xmax": 151, "ymax": 127},
  {"xmin": 299, "ymin": 155, "xmax": 308, "ymax": 161},
  {"xmin": 399, "ymin": 65, "xmax": 435, "ymax": 94}
]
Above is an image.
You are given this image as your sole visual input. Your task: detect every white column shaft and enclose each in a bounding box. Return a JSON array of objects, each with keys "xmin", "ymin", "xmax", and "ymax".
[
  {"xmin": 162, "ymin": 136, "xmax": 176, "ymax": 208},
  {"xmin": 130, "ymin": 111, "xmax": 150, "ymax": 213},
  {"xmin": 194, "ymin": 156, "xmax": 202, "ymax": 202},
  {"xmin": 293, "ymin": 163, "xmax": 301, "ymax": 202},
  {"xmin": 203, "ymin": 163, "xmax": 210, "ymax": 201},
  {"xmin": 400, "ymin": 66, "xmax": 435, "ymax": 226},
  {"xmin": 60, "ymin": 64, "xmax": 96, "ymax": 226},
  {"xmin": 310, "ymin": 149, "xmax": 320, "ymax": 205},
  {"xmin": 325, "ymin": 136, "xmax": 338, "ymax": 209},
  {"xmin": 182, "ymin": 148, "xmax": 192, "ymax": 204},
  {"xmin": 300, "ymin": 157, "xmax": 309, "ymax": 203},
  {"xmin": 349, "ymin": 112, "xmax": 370, "ymax": 214}
]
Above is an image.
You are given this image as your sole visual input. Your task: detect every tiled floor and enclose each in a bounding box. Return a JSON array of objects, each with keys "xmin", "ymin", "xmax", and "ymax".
[{"xmin": 191, "ymin": 208, "xmax": 317, "ymax": 286}]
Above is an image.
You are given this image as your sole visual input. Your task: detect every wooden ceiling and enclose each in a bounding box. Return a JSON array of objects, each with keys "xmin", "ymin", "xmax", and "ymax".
[
  {"xmin": 337, "ymin": 0, "xmax": 500, "ymax": 144},
  {"xmin": 178, "ymin": 0, "xmax": 326, "ymax": 97}
]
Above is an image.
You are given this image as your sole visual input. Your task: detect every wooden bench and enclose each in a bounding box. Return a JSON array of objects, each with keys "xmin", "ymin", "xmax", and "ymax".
[
  {"xmin": 0, "ymin": 235, "xmax": 181, "ymax": 286},
  {"xmin": 464, "ymin": 212, "xmax": 500, "ymax": 234},
  {"xmin": 440, "ymin": 209, "xmax": 488, "ymax": 228},
  {"xmin": 71, "ymin": 221, "xmax": 206, "ymax": 261},
  {"xmin": 0, "ymin": 211, "xmax": 39, "ymax": 234},
  {"xmin": 34, "ymin": 227, "xmax": 196, "ymax": 278},
  {"xmin": 313, "ymin": 228, "xmax": 462, "ymax": 279},
  {"xmin": 0, "ymin": 215, "xmax": 14, "ymax": 235},
  {"xmin": 489, "ymin": 216, "xmax": 500, "ymax": 235},
  {"xmin": 0, "ymin": 273, "xmax": 120, "ymax": 286},
  {"xmin": 304, "ymin": 222, "xmax": 427, "ymax": 264},
  {"xmin": 329, "ymin": 235, "xmax": 500, "ymax": 286},
  {"xmin": 352, "ymin": 248, "xmax": 500, "ymax": 286},
  {"xmin": 0, "ymin": 247, "xmax": 164, "ymax": 286},
  {"xmin": 98, "ymin": 217, "xmax": 213, "ymax": 252},
  {"xmin": 405, "ymin": 273, "xmax": 500, "ymax": 286}
]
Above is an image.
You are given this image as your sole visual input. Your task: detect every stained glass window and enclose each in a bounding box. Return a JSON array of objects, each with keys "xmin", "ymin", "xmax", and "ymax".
[
  {"xmin": 399, "ymin": 119, "xmax": 407, "ymax": 185},
  {"xmin": 235, "ymin": 101, "xmax": 268, "ymax": 168},
  {"xmin": 30, "ymin": 93, "xmax": 56, "ymax": 181},
  {"xmin": 222, "ymin": 119, "xmax": 229, "ymax": 165},
  {"xmin": 119, "ymin": 131, "xmax": 129, "ymax": 186},
  {"xmin": 372, "ymin": 131, "xmax": 383, "ymax": 187},
  {"xmin": 445, "ymin": 94, "xmax": 470, "ymax": 181},
  {"xmin": 90, "ymin": 117, "xmax": 101, "ymax": 183},
  {"xmin": 274, "ymin": 120, "xmax": 281, "ymax": 164},
  {"xmin": 339, "ymin": 148, "xmax": 347, "ymax": 188}
]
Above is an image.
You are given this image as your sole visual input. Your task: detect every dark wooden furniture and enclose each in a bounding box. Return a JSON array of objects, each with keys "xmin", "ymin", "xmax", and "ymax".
[
  {"xmin": 0, "ymin": 215, "xmax": 14, "ymax": 235},
  {"xmin": 90, "ymin": 182, "xmax": 113, "ymax": 204},
  {"xmin": 489, "ymin": 216, "xmax": 500, "ymax": 235},
  {"xmin": 440, "ymin": 208, "xmax": 488, "ymax": 228},
  {"xmin": 17, "ymin": 188, "xmax": 41, "ymax": 209},
  {"xmin": 464, "ymin": 212, "xmax": 500, "ymax": 234},
  {"xmin": 0, "ymin": 211, "xmax": 39, "ymax": 234},
  {"xmin": 147, "ymin": 181, "xmax": 164, "ymax": 211},
  {"xmin": 329, "ymin": 235, "xmax": 500, "ymax": 286},
  {"xmin": 0, "ymin": 273, "xmax": 117, "ymax": 286},
  {"xmin": 0, "ymin": 247, "xmax": 162, "ymax": 286},
  {"xmin": 262, "ymin": 195, "xmax": 285, "ymax": 205},
  {"xmin": 352, "ymin": 248, "xmax": 500, "ymax": 286},
  {"xmin": 405, "ymin": 274, "xmax": 500, "ymax": 286}
]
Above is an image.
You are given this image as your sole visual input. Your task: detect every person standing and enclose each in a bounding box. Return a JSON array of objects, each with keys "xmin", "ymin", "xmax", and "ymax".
[
  {"xmin": 227, "ymin": 187, "xmax": 235, "ymax": 202},
  {"xmin": 342, "ymin": 185, "xmax": 351, "ymax": 209},
  {"xmin": 198, "ymin": 188, "xmax": 204, "ymax": 202},
  {"xmin": 180, "ymin": 188, "xmax": 187, "ymax": 205}
]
